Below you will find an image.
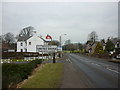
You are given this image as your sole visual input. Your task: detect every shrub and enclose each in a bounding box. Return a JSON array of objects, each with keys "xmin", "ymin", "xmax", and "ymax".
[{"xmin": 94, "ymin": 42, "xmax": 105, "ymax": 54}]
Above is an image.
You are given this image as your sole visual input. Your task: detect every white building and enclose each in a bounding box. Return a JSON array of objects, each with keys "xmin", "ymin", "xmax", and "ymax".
[{"xmin": 17, "ymin": 34, "xmax": 45, "ymax": 52}]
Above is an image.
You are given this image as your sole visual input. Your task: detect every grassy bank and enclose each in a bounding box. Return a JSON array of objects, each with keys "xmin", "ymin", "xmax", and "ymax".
[
  {"xmin": 109, "ymin": 60, "xmax": 120, "ymax": 63},
  {"xmin": 20, "ymin": 63, "xmax": 64, "ymax": 88}
]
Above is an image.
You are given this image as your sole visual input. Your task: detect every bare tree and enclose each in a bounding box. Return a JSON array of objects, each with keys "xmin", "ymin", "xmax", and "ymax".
[
  {"xmin": 18, "ymin": 26, "xmax": 34, "ymax": 39},
  {"xmin": 3, "ymin": 32, "xmax": 15, "ymax": 44},
  {"xmin": 88, "ymin": 31, "xmax": 98, "ymax": 43},
  {"xmin": 0, "ymin": 35, "xmax": 3, "ymax": 43}
]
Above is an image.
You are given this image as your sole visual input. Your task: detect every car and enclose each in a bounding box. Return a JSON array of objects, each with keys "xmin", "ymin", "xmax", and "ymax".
[{"xmin": 116, "ymin": 54, "xmax": 120, "ymax": 59}]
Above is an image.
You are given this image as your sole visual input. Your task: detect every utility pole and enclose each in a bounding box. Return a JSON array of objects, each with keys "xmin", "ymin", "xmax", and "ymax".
[
  {"xmin": 59, "ymin": 36, "xmax": 62, "ymax": 58},
  {"xmin": 59, "ymin": 34, "xmax": 67, "ymax": 57}
]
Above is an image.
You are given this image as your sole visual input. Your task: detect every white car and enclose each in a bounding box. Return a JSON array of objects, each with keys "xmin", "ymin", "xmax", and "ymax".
[{"xmin": 116, "ymin": 54, "xmax": 120, "ymax": 59}]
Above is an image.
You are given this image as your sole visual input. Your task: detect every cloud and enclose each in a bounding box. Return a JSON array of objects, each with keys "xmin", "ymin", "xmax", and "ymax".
[{"xmin": 2, "ymin": 2, "xmax": 118, "ymax": 43}]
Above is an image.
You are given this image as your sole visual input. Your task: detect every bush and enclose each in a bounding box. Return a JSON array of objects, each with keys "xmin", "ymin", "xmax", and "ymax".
[
  {"xmin": 94, "ymin": 42, "xmax": 105, "ymax": 54},
  {"xmin": 2, "ymin": 59, "xmax": 42, "ymax": 88},
  {"xmin": 73, "ymin": 50, "xmax": 80, "ymax": 53}
]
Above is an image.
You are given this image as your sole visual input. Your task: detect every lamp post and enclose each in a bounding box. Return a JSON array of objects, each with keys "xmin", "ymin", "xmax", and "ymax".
[
  {"xmin": 59, "ymin": 34, "xmax": 67, "ymax": 57},
  {"xmin": 60, "ymin": 34, "xmax": 67, "ymax": 47}
]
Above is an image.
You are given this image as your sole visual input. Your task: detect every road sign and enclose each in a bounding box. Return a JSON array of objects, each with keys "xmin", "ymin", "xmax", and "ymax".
[
  {"xmin": 36, "ymin": 45, "xmax": 57, "ymax": 53},
  {"xmin": 57, "ymin": 46, "xmax": 62, "ymax": 51}
]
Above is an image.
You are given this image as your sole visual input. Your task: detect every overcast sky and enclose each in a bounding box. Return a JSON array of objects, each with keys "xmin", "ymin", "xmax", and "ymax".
[{"xmin": 2, "ymin": 2, "xmax": 118, "ymax": 43}]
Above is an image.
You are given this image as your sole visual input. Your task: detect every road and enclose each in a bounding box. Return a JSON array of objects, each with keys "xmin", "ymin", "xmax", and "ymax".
[{"xmin": 63, "ymin": 53, "xmax": 119, "ymax": 88}]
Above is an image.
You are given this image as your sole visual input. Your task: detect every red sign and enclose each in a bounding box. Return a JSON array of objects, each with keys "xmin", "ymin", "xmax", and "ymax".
[{"xmin": 46, "ymin": 35, "xmax": 52, "ymax": 39}]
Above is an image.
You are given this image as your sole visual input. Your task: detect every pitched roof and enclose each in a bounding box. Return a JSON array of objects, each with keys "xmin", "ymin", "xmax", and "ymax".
[
  {"xmin": 39, "ymin": 37, "xmax": 51, "ymax": 43},
  {"xmin": 17, "ymin": 36, "xmax": 32, "ymax": 41},
  {"xmin": 17, "ymin": 35, "xmax": 48, "ymax": 42},
  {"xmin": 39, "ymin": 37, "xmax": 46, "ymax": 42}
]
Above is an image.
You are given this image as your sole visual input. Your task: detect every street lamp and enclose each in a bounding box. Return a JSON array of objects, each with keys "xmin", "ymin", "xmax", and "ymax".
[
  {"xmin": 59, "ymin": 34, "xmax": 67, "ymax": 47},
  {"xmin": 59, "ymin": 34, "xmax": 67, "ymax": 57}
]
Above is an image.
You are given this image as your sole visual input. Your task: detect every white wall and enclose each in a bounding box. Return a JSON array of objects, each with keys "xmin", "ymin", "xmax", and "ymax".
[
  {"xmin": 26, "ymin": 35, "xmax": 44, "ymax": 52},
  {"xmin": 17, "ymin": 41, "xmax": 26, "ymax": 52},
  {"xmin": 17, "ymin": 34, "xmax": 44, "ymax": 52}
]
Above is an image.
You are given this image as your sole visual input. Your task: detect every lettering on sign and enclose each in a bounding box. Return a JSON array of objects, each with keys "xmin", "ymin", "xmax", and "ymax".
[{"xmin": 36, "ymin": 45, "xmax": 57, "ymax": 53}]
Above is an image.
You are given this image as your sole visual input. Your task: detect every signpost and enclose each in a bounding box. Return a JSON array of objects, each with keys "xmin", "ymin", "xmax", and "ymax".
[
  {"xmin": 36, "ymin": 45, "xmax": 57, "ymax": 63},
  {"xmin": 36, "ymin": 45, "xmax": 57, "ymax": 53}
]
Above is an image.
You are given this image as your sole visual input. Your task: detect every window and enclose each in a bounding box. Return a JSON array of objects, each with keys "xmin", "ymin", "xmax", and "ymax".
[
  {"xmin": 29, "ymin": 42, "xmax": 31, "ymax": 45},
  {"xmin": 21, "ymin": 49, "xmax": 23, "ymax": 52},
  {"xmin": 21, "ymin": 43, "xmax": 23, "ymax": 46}
]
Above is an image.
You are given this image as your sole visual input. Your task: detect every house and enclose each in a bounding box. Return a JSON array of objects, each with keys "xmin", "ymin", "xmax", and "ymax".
[
  {"xmin": 17, "ymin": 33, "xmax": 44, "ymax": 52},
  {"xmin": 85, "ymin": 41, "xmax": 97, "ymax": 54},
  {"xmin": 115, "ymin": 40, "xmax": 120, "ymax": 48},
  {"xmin": 85, "ymin": 41, "xmax": 105, "ymax": 54},
  {"xmin": 114, "ymin": 39, "xmax": 120, "ymax": 55},
  {"xmin": 110, "ymin": 38, "xmax": 120, "ymax": 49},
  {"xmin": 108, "ymin": 37, "xmax": 120, "ymax": 55}
]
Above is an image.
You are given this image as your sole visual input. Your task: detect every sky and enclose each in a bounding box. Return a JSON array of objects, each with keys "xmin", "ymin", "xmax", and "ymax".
[{"xmin": 2, "ymin": 2, "xmax": 118, "ymax": 44}]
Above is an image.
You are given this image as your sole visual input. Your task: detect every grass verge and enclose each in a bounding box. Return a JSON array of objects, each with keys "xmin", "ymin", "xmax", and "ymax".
[
  {"xmin": 20, "ymin": 63, "xmax": 64, "ymax": 88},
  {"xmin": 109, "ymin": 60, "xmax": 120, "ymax": 63}
]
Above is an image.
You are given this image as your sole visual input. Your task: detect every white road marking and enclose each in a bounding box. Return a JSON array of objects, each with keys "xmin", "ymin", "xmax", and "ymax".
[
  {"xmin": 106, "ymin": 68, "xmax": 119, "ymax": 74},
  {"xmin": 91, "ymin": 62, "xmax": 94, "ymax": 64},
  {"xmin": 67, "ymin": 59, "xmax": 72, "ymax": 63},
  {"xmin": 85, "ymin": 60, "xmax": 119, "ymax": 73},
  {"xmin": 66, "ymin": 59, "xmax": 68, "ymax": 61},
  {"xmin": 68, "ymin": 55, "xmax": 119, "ymax": 73},
  {"xmin": 95, "ymin": 64, "xmax": 101, "ymax": 66}
]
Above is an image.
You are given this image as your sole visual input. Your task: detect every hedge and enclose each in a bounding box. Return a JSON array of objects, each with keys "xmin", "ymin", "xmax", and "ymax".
[
  {"xmin": 2, "ymin": 52, "xmax": 49, "ymax": 59},
  {"xmin": 2, "ymin": 59, "xmax": 42, "ymax": 88}
]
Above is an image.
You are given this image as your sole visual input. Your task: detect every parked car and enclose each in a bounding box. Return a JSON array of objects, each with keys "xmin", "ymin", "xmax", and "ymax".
[{"xmin": 116, "ymin": 54, "xmax": 120, "ymax": 59}]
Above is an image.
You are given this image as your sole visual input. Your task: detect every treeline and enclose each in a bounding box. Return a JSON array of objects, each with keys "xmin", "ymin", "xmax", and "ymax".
[{"xmin": 63, "ymin": 31, "xmax": 119, "ymax": 59}]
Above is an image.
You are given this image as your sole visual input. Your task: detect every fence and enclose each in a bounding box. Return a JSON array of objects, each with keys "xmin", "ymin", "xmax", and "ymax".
[{"xmin": 1, "ymin": 52, "xmax": 59, "ymax": 63}]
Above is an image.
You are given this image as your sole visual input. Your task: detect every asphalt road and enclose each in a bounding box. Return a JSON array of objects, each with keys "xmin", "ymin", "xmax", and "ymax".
[{"xmin": 65, "ymin": 53, "xmax": 119, "ymax": 88}]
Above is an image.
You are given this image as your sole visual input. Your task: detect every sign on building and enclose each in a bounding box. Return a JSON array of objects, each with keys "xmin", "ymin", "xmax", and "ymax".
[{"xmin": 36, "ymin": 45, "xmax": 57, "ymax": 53}]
